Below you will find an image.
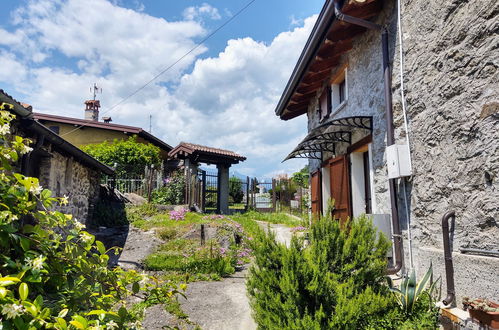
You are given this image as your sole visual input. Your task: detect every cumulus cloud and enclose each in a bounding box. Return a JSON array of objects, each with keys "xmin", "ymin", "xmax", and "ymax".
[
  {"xmin": 0, "ymin": 0, "xmax": 316, "ymax": 177},
  {"xmin": 183, "ymin": 3, "xmax": 221, "ymax": 21}
]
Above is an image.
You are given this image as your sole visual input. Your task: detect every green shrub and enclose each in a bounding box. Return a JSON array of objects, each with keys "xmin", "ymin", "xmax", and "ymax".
[
  {"xmin": 247, "ymin": 214, "xmax": 439, "ymax": 329},
  {"xmin": 151, "ymin": 171, "xmax": 185, "ymax": 205},
  {"xmin": 82, "ymin": 135, "xmax": 161, "ymax": 176},
  {"xmin": 0, "ymin": 106, "xmax": 182, "ymax": 329},
  {"xmin": 229, "ymin": 176, "xmax": 244, "ymax": 203}
]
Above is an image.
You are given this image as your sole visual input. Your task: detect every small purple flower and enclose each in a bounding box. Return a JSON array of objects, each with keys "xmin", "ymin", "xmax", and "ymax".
[
  {"xmin": 169, "ymin": 208, "xmax": 187, "ymax": 221},
  {"xmin": 290, "ymin": 226, "xmax": 308, "ymax": 233}
]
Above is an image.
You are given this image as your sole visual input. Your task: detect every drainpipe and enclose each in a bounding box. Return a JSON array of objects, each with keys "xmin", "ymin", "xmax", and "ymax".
[
  {"xmin": 333, "ymin": 0, "xmax": 403, "ymax": 274},
  {"xmin": 442, "ymin": 211, "xmax": 456, "ymax": 306}
]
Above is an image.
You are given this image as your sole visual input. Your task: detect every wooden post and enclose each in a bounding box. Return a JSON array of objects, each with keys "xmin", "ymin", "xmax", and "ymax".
[
  {"xmin": 272, "ymin": 179, "xmax": 276, "ymax": 212},
  {"xmin": 147, "ymin": 165, "xmax": 154, "ymax": 202},
  {"xmin": 245, "ymin": 176, "xmax": 250, "ymax": 211},
  {"xmin": 200, "ymin": 224, "xmax": 205, "ymax": 246},
  {"xmin": 201, "ymin": 170, "xmax": 206, "ymax": 212}
]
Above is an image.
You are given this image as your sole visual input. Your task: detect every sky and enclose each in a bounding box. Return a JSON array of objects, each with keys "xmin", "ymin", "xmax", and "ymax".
[{"xmin": 0, "ymin": 0, "xmax": 324, "ymax": 178}]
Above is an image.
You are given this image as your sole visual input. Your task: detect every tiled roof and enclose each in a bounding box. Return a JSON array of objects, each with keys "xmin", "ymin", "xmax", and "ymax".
[
  {"xmin": 169, "ymin": 142, "xmax": 246, "ymax": 163},
  {"xmin": 33, "ymin": 112, "xmax": 173, "ymax": 151}
]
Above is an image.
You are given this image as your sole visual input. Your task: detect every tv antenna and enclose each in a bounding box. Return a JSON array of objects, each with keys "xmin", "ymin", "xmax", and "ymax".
[{"xmin": 90, "ymin": 83, "xmax": 102, "ymax": 100}]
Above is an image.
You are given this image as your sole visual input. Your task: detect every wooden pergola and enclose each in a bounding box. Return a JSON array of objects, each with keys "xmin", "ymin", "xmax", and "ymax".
[{"xmin": 169, "ymin": 142, "xmax": 246, "ymax": 214}]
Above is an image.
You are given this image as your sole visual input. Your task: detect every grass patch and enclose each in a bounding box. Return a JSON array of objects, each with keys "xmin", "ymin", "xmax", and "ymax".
[
  {"xmin": 232, "ymin": 211, "xmax": 306, "ymax": 228},
  {"xmin": 145, "ymin": 238, "xmax": 236, "ymax": 277}
]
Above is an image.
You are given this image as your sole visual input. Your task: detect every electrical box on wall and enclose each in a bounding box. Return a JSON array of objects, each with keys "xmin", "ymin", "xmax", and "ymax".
[{"xmin": 386, "ymin": 144, "xmax": 412, "ymax": 179}]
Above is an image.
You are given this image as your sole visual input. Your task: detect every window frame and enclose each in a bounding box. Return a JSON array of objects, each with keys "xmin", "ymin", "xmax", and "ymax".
[{"xmin": 331, "ymin": 66, "xmax": 348, "ymax": 113}]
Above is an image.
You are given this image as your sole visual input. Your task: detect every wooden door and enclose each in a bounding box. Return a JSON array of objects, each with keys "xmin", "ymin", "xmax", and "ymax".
[
  {"xmin": 329, "ymin": 155, "xmax": 351, "ymax": 222},
  {"xmin": 310, "ymin": 170, "xmax": 322, "ymax": 216}
]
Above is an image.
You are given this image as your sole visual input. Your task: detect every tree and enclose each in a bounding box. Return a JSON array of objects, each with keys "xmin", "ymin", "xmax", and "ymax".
[
  {"xmin": 229, "ymin": 176, "xmax": 244, "ymax": 204},
  {"xmin": 291, "ymin": 165, "xmax": 309, "ymax": 188},
  {"xmin": 81, "ymin": 136, "xmax": 161, "ymax": 176}
]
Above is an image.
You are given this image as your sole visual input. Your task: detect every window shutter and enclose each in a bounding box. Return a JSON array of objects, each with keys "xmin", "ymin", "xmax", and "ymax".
[
  {"xmin": 329, "ymin": 155, "xmax": 351, "ymax": 222},
  {"xmin": 310, "ymin": 170, "xmax": 322, "ymax": 216}
]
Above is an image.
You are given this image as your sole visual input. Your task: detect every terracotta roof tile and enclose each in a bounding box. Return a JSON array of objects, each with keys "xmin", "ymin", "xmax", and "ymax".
[{"xmin": 169, "ymin": 142, "xmax": 246, "ymax": 162}]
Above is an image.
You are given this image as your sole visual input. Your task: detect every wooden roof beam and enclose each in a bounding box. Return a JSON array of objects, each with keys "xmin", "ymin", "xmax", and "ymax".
[
  {"xmin": 296, "ymin": 81, "xmax": 323, "ymax": 94},
  {"xmin": 302, "ymin": 70, "xmax": 331, "ymax": 85},
  {"xmin": 291, "ymin": 91, "xmax": 317, "ymax": 103}
]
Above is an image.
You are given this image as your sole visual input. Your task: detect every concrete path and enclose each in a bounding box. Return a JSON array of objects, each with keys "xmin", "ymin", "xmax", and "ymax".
[
  {"xmin": 179, "ymin": 268, "xmax": 256, "ymax": 330},
  {"xmin": 178, "ymin": 221, "xmax": 293, "ymax": 330},
  {"xmin": 256, "ymin": 221, "xmax": 293, "ymax": 246}
]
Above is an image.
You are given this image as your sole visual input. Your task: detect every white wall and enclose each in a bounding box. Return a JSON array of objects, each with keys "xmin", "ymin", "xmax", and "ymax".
[
  {"xmin": 321, "ymin": 166, "xmax": 330, "ymax": 216},
  {"xmin": 350, "ymin": 152, "xmax": 366, "ymax": 217}
]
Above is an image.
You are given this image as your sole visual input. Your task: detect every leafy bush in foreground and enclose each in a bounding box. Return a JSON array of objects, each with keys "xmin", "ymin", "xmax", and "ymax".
[
  {"xmin": 0, "ymin": 106, "xmax": 181, "ymax": 329},
  {"xmin": 247, "ymin": 215, "xmax": 439, "ymax": 329}
]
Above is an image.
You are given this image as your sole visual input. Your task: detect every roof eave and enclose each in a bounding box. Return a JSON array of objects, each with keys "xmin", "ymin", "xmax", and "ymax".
[{"xmin": 275, "ymin": 0, "xmax": 337, "ymax": 120}]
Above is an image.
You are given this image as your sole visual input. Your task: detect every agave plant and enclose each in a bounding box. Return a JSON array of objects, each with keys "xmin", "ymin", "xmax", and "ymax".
[{"xmin": 387, "ymin": 263, "xmax": 440, "ymax": 314}]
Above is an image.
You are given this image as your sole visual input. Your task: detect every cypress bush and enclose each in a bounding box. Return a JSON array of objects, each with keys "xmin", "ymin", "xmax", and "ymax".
[{"xmin": 247, "ymin": 215, "xmax": 395, "ymax": 329}]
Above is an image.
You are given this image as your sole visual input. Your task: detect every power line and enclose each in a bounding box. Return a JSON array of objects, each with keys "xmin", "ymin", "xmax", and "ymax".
[{"xmin": 60, "ymin": 0, "xmax": 257, "ymax": 137}]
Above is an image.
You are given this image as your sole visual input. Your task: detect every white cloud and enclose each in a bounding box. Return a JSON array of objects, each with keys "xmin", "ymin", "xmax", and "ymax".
[
  {"xmin": 183, "ymin": 3, "xmax": 221, "ymax": 21},
  {"xmin": 0, "ymin": 0, "xmax": 317, "ymax": 177}
]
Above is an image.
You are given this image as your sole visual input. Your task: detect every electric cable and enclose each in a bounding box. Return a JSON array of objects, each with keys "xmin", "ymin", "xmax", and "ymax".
[{"xmin": 60, "ymin": 0, "xmax": 257, "ymax": 138}]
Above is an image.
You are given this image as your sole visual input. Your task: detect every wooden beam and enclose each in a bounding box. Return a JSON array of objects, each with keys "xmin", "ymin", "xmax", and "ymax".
[
  {"xmin": 309, "ymin": 58, "xmax": 339, "ymax": 73},
  {"xmin": 281, "ymin": 108, "xmax": 307, "ymax": 120},
  {"xmin": 327, "ymin": 24, "xmax": 366, "ymax": 42},
  {"xmin": 317, "ymin": 39, "xmax": 353, "ymax": 58},
  {"xmin": 287, "ymin": 101, "xmax": 311, "ymax": 112},
  {"xmin": 291, "ymin": 91, "xmax": 316, "ymax": 103},
  {"xmin": 296, "ymin": 81, "xmax": 323, "ymax": 94},
  {"xmin": 344, "ymin": 0, "xmax": 382, "ymax": 19},
  {"xmin": 302, "ymin": 70, "xmax": 331, "ymax": 85}
]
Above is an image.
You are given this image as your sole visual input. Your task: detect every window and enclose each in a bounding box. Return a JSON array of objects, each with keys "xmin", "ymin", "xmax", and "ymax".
[
  {"xmin": 331, "ymin": 67, "xmax": 348, "ymax": 111},
  {"xmin": 318, "ymin": 86, "xmax": 332, "ymax": 121}
]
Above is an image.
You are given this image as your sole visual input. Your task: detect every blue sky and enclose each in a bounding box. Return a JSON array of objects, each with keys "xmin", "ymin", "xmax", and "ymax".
[{"xmin": 0, "ymin": 0, "xmax": 324, "ymax": 178}]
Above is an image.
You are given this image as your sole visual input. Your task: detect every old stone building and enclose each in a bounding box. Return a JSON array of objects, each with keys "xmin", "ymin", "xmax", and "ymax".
[
  {"xmin": 275, "ymin": 0, "xmax": 498, "ymax": 318},
  {"xmin": 1, "ymin": 90, "xmax": 114, "ymax": 224}
]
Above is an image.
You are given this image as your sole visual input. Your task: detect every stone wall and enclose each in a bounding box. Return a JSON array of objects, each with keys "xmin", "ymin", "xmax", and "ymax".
[
  {"xmin": 38, "ymin": 148, "xmax": 101, "ymax": 224},
  {"xmin": 391, "ymin": 0, "xmax": 499, "ymax": 303},
  {"xmin": 303, "ymin": 0, "xmax": 498, "ymax": 304},
  {"xmin": 306, "ymin": 1, "xmax": 395, "ymax": 217}
]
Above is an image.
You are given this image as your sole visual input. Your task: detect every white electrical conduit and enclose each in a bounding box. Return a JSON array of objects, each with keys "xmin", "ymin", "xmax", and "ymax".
[{"xmin": 397, "ymin": 0, "xmax": 414, "ymax": 271}]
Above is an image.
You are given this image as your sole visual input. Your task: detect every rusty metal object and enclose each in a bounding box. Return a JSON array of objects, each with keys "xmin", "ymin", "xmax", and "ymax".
[{"xmin": 442, "ymin": 211, "xmax": 456, "ymax": 306}]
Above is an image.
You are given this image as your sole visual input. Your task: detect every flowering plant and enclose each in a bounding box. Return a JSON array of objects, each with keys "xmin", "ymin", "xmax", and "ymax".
[
  {"xmin": 0, "ymin": 105, "xmax": 183, "ymax": 329},
  {"xmin": 169, "ymin": 208, "xmax": 188, "ymax": 221}
]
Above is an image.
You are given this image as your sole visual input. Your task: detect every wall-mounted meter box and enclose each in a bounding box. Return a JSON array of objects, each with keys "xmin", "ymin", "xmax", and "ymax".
[{"xmin": 386, "ymin": 144, "xmax": 412, "ymax": 179}]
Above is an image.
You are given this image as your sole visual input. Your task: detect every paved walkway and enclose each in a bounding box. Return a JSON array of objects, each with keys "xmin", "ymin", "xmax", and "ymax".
[{"xmin": 178, "ymin": 222, "xmax": 293, "ymax": 330}]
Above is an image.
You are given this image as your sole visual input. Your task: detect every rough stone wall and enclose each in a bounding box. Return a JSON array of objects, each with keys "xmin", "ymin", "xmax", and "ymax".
[
  {"xmin": 391, "ymin": 0, "xmax": 499, "ymax": 303},
  {"xmin": 306, "ymin": 2, "xmax": 395, "ymax": 216},
  {"xmin": 303, "ymin": 0, "xmax": 498, "ymax": 304},
  {"xmin": 38, "ymin": 149, "xmax": 100, "ymax": 224}
]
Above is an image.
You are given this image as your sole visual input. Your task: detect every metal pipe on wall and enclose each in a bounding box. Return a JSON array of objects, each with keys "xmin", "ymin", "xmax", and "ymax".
[{"xmin": 442, "ymin": 211, "xmax": 456, "ymax": 306}]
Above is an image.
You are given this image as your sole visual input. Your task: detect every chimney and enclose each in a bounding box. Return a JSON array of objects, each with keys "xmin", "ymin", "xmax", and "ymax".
[{"xmin": 84, "ymin": 99, "xmax": 100, "ymax": 121}]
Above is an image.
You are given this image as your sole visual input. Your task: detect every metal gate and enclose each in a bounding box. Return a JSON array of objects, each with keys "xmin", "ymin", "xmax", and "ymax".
[
  {"xmin": 249, "ymin": 178, "xmax": 275, "ymax": 212},
  {"xmin": 198, "ymin": 170, "xmax": 218, "ymax": 213}
]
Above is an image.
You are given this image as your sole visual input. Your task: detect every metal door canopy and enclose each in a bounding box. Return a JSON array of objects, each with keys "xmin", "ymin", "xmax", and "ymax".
[{"xmin": 283, "ymin": 116, "xmax": 372, "ymax": 161}]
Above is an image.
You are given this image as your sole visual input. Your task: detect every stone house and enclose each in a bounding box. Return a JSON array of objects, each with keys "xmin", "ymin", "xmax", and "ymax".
[
  {"xmin": 275, "ymin": 0, "xmax": 498, "ymax": 315},
  {"xmin": 1, "ymin": 89, "xmax": 114, "ymax": 224}
]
